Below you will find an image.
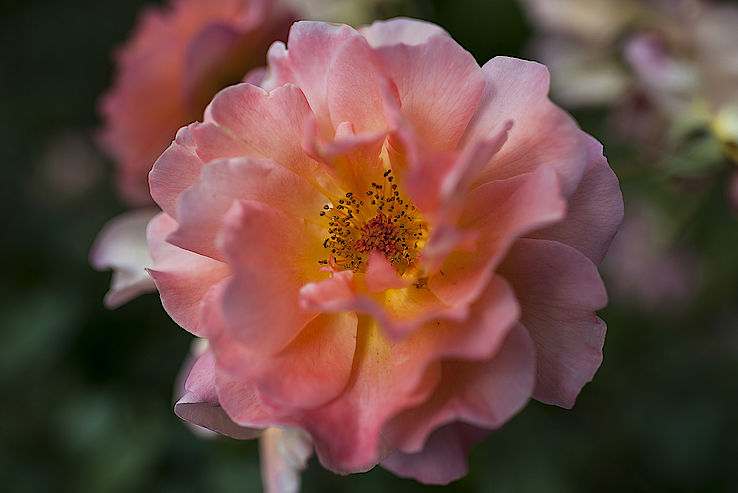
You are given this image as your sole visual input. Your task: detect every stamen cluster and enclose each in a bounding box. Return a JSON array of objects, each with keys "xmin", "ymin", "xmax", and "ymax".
[{"xmin": 319, "ymin": 170, "xmax": 427, "ymax": 273}]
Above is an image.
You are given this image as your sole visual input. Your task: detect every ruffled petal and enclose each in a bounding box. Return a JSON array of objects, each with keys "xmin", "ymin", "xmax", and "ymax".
[
  {"xmin": 149, "ymin": 123, "xmax": 205, "ymax": 219},
  {"xmin": 463, "ymin": 57, "xmax": 590, "ymax": 197},
  {"xmin": 147, "ymin": 212, "xmax": 229, "ymax": 337},
  {"xmin": 383, "ymin": 323, "xmax": 535, "ymax": 453},
  {"xmin": 90, "ymin": 208, "xmax": 158, "ymax": 308},
  {"xmin": 218, "ymin": 200, "xmax": 325, "ymax": 353},
  {"xmin": 429, "ymin": 166, "xmax": 566, "ymax": 309},
  {"xmin": 381, "ymin": 422, "xmax": 488, "ymax": 485},
  {"xmin": 529, "ymin": 136, "xmax": 624, "ymax": 265},
  {"xmin": 175, "ymin": 349, "xmax": 262, "ymax": 440},
  {"xmin": 359, "ymin": 18, "xmax": 450, "ymax": 48},
  {"xmin": 499, "ymin": 239, "xmax": 608, "ymax": 408},
  {"xmin": 372, "ymin": 29, "xmax": 485, "ymax": 151},
  {"xmin": 203, "ymin": 83, "xmax": 327, "ymax": 186},
  {"xmin": 170, "ymin": 156, "xmax": 328, "ymax": 260}
]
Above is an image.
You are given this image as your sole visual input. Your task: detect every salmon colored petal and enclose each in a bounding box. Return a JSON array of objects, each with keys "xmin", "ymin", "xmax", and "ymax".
[
  {"xmin": 429, "ymin": 166, "xmax": 566, "ymax": 309},
  {"xmin": 364, "ymin": 252, "xmax": 412, "ymax": 292},
  {"xmin": 255, "ymin": 313, "xmax": 358, "ymax": 409},
  {"xmin": 203, "ymin": 83, "xmax": 326, "ymax": 185},
  {"xmin": 261, "ymin": 22, "xmax": 356, "ymax": 130},
  {"xmin": 499, "ymin": 239, "xmax": 608, "ymax": 408},
  {"xmin": 296, "ymin": 317, "xmax": 442, "ymax": 473},
  {"xmin": 359, "ymin": 18, "xmax": 449, "ymax": 48},
  {"xmin": 301, "ymin": 117, "xmax": 386, "ymax": 193},
  {"xmin": 391, "ymin": 275, "xmax": 520, "ymax": 396},
  {"xmin": 529, "ymin": 136, "xmax": 624, "ymax": 265},
  {"xmin": 464, "ymin": 57, "xmax": 590, "ymax": 197},
  {"xmin": 147, "ymin": 212, "xmax": 229, "ymax": 337},
  {"xmin": 383, "ymin": 323, "xmax": 535, "ymax": 453},
  {"xmin": 170, "ymin": 156, "xmax": 328, "ymax": 260},
  {"xmin": 149, "ymin": 123, "xmax": 204, "ymax": 219},
  {"xmin": 326, "ymin": 33, "xmax": 386, "ymax": 134},
  {"xmin": 90, "ymin": 208, "xmax": 158, "ymax": 308},
  {"xmin": 175, "ymin": 349, "xmax": 262, "ymax": 440},
  {"xmin": 381, "ymin": 422, "xmax": 488, "ymax": 485},
  {"xmin": 218, "ymin": 200, "xmax": 325, "ymax": 353},
  {"xmin": 372, "ymin": 31, "xmax": 485, "ymax": 151}
]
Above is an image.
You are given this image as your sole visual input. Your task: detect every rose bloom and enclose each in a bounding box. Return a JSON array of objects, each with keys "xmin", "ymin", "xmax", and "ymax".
[
  {"xmin": 150, "ymin": 18, "xmax": 623, "ymax": 483},
  {"xmin": 99, "ymin": 0, "xmax": 294, "ymax": 205}
]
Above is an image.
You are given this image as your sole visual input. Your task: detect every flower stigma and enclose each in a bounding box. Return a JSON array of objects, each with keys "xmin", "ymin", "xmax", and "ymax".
[{"xmin": 318, "ymin": 169, "xmax": 427, "ymax": 274}]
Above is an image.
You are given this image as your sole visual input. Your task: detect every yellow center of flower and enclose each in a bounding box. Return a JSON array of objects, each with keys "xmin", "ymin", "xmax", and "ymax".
[{"xmin": 319, "ymin": 169, "xmax": 427, "ymax": 273}]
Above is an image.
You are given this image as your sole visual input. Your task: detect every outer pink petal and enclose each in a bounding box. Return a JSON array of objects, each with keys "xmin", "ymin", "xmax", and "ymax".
[
  {"xmin": 149, "ymin": 123, "xmax": 204, "ymax": 219},
  {"xmin": 174, "ymin": 349, "xmax": 262, "ymax": 440},
  {"xmin": 253, "ymin": 313, "xmax": 358, "ymax": 409},
  {"xmin": 499, "ymin": 239, "xmax": 608, "ymax": 408},
  {"xmin": 170, "ymin": 156, "xmax": 328, "ymax": 260},
  {"xmin": 429, "ymin": 166, "xmax": 566, "ymax": 309},
  {"xmin": 203, "ymin": 83, "xmax": 327, "ymax": 186},
  {"xmin": 530, "ymin": 136, "xmax": 624, "ymax": 265},
  {"xmin": 90, "ymin": 208, "xmax": 158, "ymax": 308},
  {"xmin": 218, "ymin": 200, "xmax": 325, "ymax": 353},
  {"xmin": 390, "ymin": 275, "xmax": 520, "ymax": 399},
  {"xmin": 372, "ymin": 30, "xmax": 485, "ymax": 151},
  {"xmin": 359, "ymin": 18, "xmax": 450, "ymax": 48},
  {"xmin": 326, "ymin": 33, "xmax": 386, "ymax": 134},
  {"xmin": 381, "ymin": 422, "xmax": 488, "ymax": 485},
  {"xmin": 383, "ymin": 323, "xmax": 535, "ymax": 454},
  {"xmin": 147, "ymin": 212, "xmax": 229, "ymax": 337},
  {"xmin": 463, "ymin": 57, "xmax": 589, "ymax": 197},
  {"xmin": 297, "ymin": 318, "xmax": 442, "ymax": 473}
]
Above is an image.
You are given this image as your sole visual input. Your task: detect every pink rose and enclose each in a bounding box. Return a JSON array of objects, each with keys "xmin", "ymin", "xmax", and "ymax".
[
  {"xmin": 99, "ymin": 0, "xmax": 294, "ymax": 205},
  {"xmin": 150, "ymin": 19, "xmax": 623, "ymax": 483}
]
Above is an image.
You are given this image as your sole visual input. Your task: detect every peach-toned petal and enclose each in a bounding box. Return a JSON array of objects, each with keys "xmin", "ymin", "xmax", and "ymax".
[
  {"xmin": 464, "ymin": 57, "xmax": 590, "ymax": 197},
  {"xmin": 147, "ymin": 212, "xmax": 230, "ymax": 337},
  {"xmin": 359, "ymin": 17, "xmax": 449, "ymax": 48},
  {"xmin": 530, "ymin": 136, "xmax": 624, "ymax": 265},
  {"xmin": 170, "ymin": 156, "xmax": 328, "ymax": 260},
  {"xmin": 384, "ymin": 323, "xmax": 535, "ymax": 453},
  {"xmin": 296, "ymin": 317, "xmax": 441, "ymax": 473},
  {"xmin": 381, "ymin": 422, "xmax": 487, "ymax": 485},
  {"xmin": 175, "ymin": 349, "xmax": 262, "ymax": 440},
  {"xmin": 301, "ymin": 118, "xmax": 386, "ymax": 193},
  {"xmin": 149, "ymin": 123, "xmax": 204, "ymax": 219},
  {"xmin": 218, "ymin": 200, "xmax": 325, "ymax": 353},
  {"xmin": 254, "ymin": 313, "xmax": 358, "ymax": 409},
  {"xmin": 391, "ymin": 275, "xmax": 520, "ymax": 395},
  {"xmin": 260, "ymin": 426, "xmax": 313, "ymax": 493},
  {"xmin": 372, "ymin": 29, "xmax": 485, "ymax": 151},
  {"xmin": 499, "ymin": 239, "xmax": 607, "ymax": 408},
  {"xmin": 326, "ymin": 33, "xmax": 386, "ymax": 134},
  {"xmin": 261, "ymin": 22, "xmax": 356, "ymax": 130},
  {"xmin": 364, "ymin": 252, "xmax": 413, "ymax": 292},
  {"xmin": 429, "ymin": 166, "xmax": 566, "ymax": 309},
  {"xmin": 90, "ymin": 208, "xmax": 158, "ymax": 308}
]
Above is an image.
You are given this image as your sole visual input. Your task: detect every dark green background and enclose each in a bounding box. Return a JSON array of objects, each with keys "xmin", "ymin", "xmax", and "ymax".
[{"xmin": 1, "ymin": 0, "xmax": 737, "ymax": 491}]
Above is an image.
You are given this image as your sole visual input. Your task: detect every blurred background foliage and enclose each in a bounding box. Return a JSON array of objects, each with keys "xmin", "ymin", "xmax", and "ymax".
[{"xmin": 1, "ymin": 0, "xmax": 737, "ymax": 491}]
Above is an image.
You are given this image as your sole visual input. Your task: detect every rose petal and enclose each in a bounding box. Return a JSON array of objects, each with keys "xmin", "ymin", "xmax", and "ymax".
[
  {"xmin": 175, "ymin": 349, "xmax": 262, "ymax": 440},
  {"xmin": 170, "ymin": 156, "xmax": 328, "ymax": 260},
  {"xmin": 529, "ymin": 136, "xmax": 624, "ymax": 265},
  {"xmin": 464, "ymin": 57, "xmax": 590, "ymax": 197},
  {"xmin": 90, "ymin": 208, "xmax": 158, "ymax": 308},
  {"xmin": 499, "ymin": 238, "xmax": 608, "ymax": 408},
  {"xmin": 218, "ymin": 200, "xmax": 325, "ymax": 353},
  {"xmin": 147, "ymin": 212, "xmax": 230, "ymax": 336}
]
